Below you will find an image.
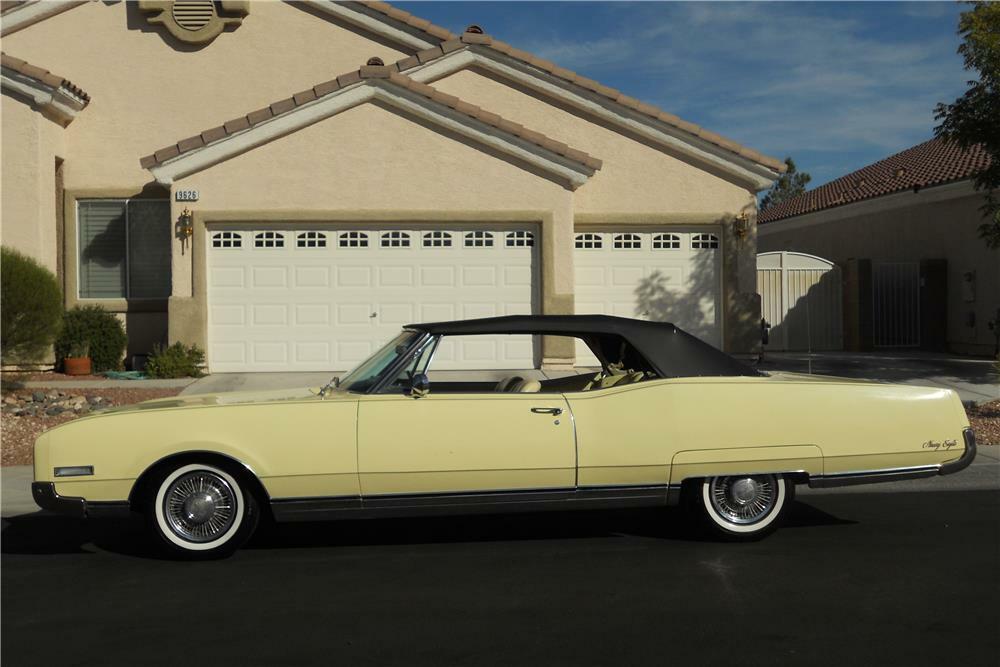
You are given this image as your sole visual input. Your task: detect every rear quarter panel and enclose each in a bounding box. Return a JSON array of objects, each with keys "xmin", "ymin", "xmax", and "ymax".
[
  {"xmin": 37, "ymin": 399, "xmax": 359, "ymax": 502},
  {"xmin": 565, "ymin": 376, "xmax": 969, "ymax": 487}
]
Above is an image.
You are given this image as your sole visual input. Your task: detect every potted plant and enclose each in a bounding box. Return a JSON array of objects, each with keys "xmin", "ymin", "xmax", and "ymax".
[{"xmin": 63, "ymin": 341, "xmax": 91, "ymax": 376}]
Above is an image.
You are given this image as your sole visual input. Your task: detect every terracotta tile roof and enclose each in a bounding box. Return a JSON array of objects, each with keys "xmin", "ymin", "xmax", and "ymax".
[
  {"xmin": 357, "ymin": 3, "xmax": 784, "ymax": 174},
  {"xmin": 362, "ymin": 1, "xmax": 457, "ymax": 41},
  {"xmin": 0, "ymin": 51, "xmax": 90, "ymax": 102},
  {"xmin": 140, "ymin": 61, "xmax": 602, "ymax": 172},
  {"xmin": 0, "ymin": 1, "xmax": 28, "ymax": 13},
  {"xmin": 758, "ymin": 137, "xmax": 992, "ymax": 224}
]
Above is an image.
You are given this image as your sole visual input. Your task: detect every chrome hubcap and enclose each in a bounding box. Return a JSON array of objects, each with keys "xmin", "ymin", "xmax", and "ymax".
[
  {"xmin": 709, "ymin": 475, "xmax": 776, "ymax": 525},
  {"xmin": 164, "ymin": 471, "xmax": 236, "ymax": 542}
]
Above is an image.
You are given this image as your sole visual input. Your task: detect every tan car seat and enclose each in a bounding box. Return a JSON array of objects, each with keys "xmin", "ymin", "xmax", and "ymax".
[
  {"xmin": 512, "ymin": 379, "xmax": 542, "ymax": 393},
  {"xmin": 494, "ymin": 376, "xmax": 523, "ymax": 393}
]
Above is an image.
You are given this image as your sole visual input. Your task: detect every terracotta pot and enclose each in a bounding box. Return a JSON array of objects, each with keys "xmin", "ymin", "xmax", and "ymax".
[{"xmin": 64, "ymin": 357, "xmax": 92, "ymax": 376}]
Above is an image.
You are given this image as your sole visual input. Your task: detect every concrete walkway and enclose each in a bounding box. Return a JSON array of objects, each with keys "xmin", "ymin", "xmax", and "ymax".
[
  {"xmin": 758, "ymin": 351, "xmax": 999, "ymax": 404},
  {"xmin": 4, "ymin": 449, "xmax": 997, "ymax": 518}
]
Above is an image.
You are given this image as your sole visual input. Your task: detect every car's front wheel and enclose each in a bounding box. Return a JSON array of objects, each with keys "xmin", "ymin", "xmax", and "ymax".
[
  {"xmin": 689, "ymin": 473, "xmax": 791, "ymax": 540},
  {"xmin": 148, "ymin": 463, "xmax": 258, "ymax": 559}
]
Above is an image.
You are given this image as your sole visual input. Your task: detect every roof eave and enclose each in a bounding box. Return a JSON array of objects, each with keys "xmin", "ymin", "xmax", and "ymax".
[
  {"xmin": 0, "ymin": 65, "xmax": 87, "ymax": 125},
  {"xmin": 145, "ymin": 77, "xmax": 599, "ymax": 190},
  {"xmin": 404, "ymin": 45, "xmax": 781, "ymax": 190}
]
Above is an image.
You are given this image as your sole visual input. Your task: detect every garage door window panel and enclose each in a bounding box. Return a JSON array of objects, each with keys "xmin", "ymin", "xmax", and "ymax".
[
  {"xmin": 254, "ymin": 232, "xmax": 284, "ymax": 248},
  {"xmin": 381, "ymin": 231, "xmax": 411, "ymax": 248},
  {"xmin": 575, "ymin": 233, "xmax": 602, "ymax": 249},
  {"xmin": 297, "ymin": 232, "xmax": 327, "ymax": 248},
  {"xmin": 212, "ymin": 232, "xmax": 243, "ymax": 248},
  {"xmin": 339, "ymin": 232, "xmax": 369, "ymax": 248},
  {"xmin": 78, "ymin": 199, "xmax": 171, "ymax": 299},
  {"xmin": 423, "ymin": 231, "xmax": 453, "ymax": 247},
  {"xmin": 613, "ymin": 234, "xmax": 642, "ymax": 250},
  {"xmin": 465, "ymin": 231, "xmax": 494, "ymax": 247},
  {"xmin": 653, "ymin": 234, "xmax": 681, "ymax": 250},
  {"xmin": 692, "ymin": 234, "xmax": 719, "ymax": 249}
]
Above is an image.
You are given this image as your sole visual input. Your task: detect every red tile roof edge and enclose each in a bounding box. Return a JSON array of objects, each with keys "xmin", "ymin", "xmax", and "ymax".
[
  {"xmin": 759, "ymin": 137, "xmax": 992, "ymax": 224},
  {"xmin": 139, "ymin": 62, "xmax": 602, "ymax": 173},
  {"xmin": 358, "ymin": 2, "xmax": 784, "ymax": 174},
  {"xmin": 1, "ymin": 51, "xmax": 90, "ymax": 102}
]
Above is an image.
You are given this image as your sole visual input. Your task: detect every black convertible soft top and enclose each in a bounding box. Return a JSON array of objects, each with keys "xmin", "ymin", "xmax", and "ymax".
[{"xmin": 406, "ymin": 315, "xmax": 760, "ymax": 378}]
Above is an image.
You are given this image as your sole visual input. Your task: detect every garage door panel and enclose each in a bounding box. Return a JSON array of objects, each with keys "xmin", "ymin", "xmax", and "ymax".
[
  {"xmin": 574, "ymin": 228, "xmax": 721, "ymax": 366},
  {"xmin": 208, "ymin": 225, "xmax": 538, "ymax": 372}
]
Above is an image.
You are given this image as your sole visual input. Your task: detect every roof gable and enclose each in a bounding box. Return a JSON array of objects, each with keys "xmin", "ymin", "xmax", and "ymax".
[
  {"xmin": 0, "ymin": 51, "xmax": 89, "ymax": 125},
  {"xmin": 141, "ymin": 62, "xmax": 601, "ymax": 189},
  {"xmin": 759, "ymin": 137, "xmax": 992, "ymax": 223}
]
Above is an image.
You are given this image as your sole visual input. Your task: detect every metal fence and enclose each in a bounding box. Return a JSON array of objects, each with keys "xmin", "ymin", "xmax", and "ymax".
[{"xmin": 872, "ymin": 262, "xmax": 920, "ymax": 348}]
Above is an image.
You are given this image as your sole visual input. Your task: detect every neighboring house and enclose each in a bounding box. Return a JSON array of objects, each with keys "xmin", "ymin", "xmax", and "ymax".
[
  {"xmin": 759, "ymin": 137, "xmax": 997, "ymax": 356},
  {"xmin": 0, "ymin": 0, "xmax": 783, "ymax": 372}
]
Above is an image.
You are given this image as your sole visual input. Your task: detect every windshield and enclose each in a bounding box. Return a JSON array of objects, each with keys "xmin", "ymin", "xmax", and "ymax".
[{"xmin": 338, "ymin": 330, "xmax": 422, "ymax": 393}]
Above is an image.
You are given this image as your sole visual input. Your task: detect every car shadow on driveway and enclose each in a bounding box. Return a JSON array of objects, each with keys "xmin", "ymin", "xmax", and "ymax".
[{"xmin": 1, "ymin": 501, "xmax": 855, "ymax": 559}]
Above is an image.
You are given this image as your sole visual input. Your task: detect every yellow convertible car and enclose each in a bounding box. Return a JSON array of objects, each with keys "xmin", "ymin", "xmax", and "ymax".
[{"xmin": 32, "ymin": 315, "xmax": 976, "ymax": 557}]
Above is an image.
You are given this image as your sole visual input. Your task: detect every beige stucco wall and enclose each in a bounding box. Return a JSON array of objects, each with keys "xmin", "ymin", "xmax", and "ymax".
[
  {"xmin": 433, "ymin": 67, "xmax": 762, "ymax": 351},
  {"xmin": 0, "ymin": 92, "xmax": 64, "ymax": 272},
  {"xmin": 169, "ymin": 101, "xmax": 577, "ymax": 361},
  {"xmin": 759, "ymin": 189, "xmax": 1000, "ymax": 355},
  {"xmin": 1, "ymin": 1, "xmax": 411, "ymax": 191}
]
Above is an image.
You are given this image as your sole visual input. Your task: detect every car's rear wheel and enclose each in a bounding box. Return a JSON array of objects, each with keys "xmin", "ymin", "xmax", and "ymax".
[
  {"xmin": 689, "ymin": 473, "xmax": 791, "ymax": 540},
  {"xmin": 148, "ymin": 463, "xmax": 258, "ymax": 559}
]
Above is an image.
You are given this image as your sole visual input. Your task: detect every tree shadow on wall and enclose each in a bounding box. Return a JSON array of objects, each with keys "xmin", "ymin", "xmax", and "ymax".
[
  {"xmin": 633, "ymin": 240, "xmax": 720, "ymax": 345},
  {"xmin": 767, "ymin": 269, "xmax": 843, "ymax": 352}
]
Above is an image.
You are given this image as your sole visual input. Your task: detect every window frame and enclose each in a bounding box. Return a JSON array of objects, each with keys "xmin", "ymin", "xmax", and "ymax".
[{"xmin": 76, "ymin": 197, "xmax": 171, "ymax": 301}]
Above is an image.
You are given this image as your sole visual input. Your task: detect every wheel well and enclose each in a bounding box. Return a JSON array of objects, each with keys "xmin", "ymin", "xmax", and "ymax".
[{"xmin": 129, "ymin": 451, "xmax": 272, "ymax": 519}]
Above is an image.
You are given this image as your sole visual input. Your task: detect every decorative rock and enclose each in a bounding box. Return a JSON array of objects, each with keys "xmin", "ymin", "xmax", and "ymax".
[
  {"xmin": 45, "ymin": 406, "xmax": 65, "ymax": 416},
  {"xmin": 32, "ymin": 391, "xmax": 45, "ymax": 402},
  {"xmin": 87, "ymin": 396, "xmax": 103, "ymax": 406}
]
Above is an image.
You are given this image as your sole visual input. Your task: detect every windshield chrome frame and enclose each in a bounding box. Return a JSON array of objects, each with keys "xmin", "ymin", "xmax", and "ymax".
[{"xmin": 366, "ymin": 331, "xmax": 435, "ymax": 395}]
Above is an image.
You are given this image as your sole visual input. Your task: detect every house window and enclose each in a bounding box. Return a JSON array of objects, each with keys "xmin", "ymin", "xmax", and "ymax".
[
  {"xmin": 574, "ymin": 233, "xmax": 602, "ymax": 249},
  {"xmin": 423, "ymin": 231, "xmax": 452, "ymax": 247},
  {"xmin": 464, "ymin": 231, "xmax": 494, "ymax": 247},
  {"xmin": 652, "ymin": 234, "xmax": 681, "ymax": 249},
  {"xmin": 77, "ymin": 199, "xmax": 171, "ymax": 299},
  {"xmin": 254, "ymin": 232, "xmax": 284, "ymax": 248},
  {"xmin": 613, "ymin": 233, "xmax": 641, "ymax": 249},
  {"xmin": 297, "ymin": 231, "xmax": 327, "ymax": 248},
  {"xmin": 212, "ymin": 231, "xmax": 242, "ymax": 248},
  {"xmin": 505, "ymin": 231, "xmax": 534, "ymax": 247},
  {"xmin": 692, "ymin": 233, "xmax": 719, "ymax": 249},
  {"xmin": 339, "ymin": 231, "xmax": 368, "ymax": 248},
  {"xmin": 381, "ymin": 231, "xmax": 411, "ymax": 248}
]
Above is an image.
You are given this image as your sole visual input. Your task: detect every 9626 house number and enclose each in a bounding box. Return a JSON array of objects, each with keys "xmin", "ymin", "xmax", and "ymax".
[{"xmin": 175, "ymin": 189, "xmax": 199, "ymax": 202}]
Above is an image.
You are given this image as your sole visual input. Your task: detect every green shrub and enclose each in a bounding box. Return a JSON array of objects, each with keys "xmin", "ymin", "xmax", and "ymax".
[
  {"xmin": 0, "ymin": 246, "xmax": 63, "ymax": 365},
  {"xmin": 145, "ymin": 342, "xmax": 205, "ymax": 378},
  {"xmin": 55, "ymin": 306, "xmax": 127, "ymax": 372}
]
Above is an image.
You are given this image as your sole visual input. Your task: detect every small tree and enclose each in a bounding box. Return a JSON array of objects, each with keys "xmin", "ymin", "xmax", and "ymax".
[
  {"xmin": 934, "ymin": 1, "xmax": 1000, "ymax": 248},
  {"xmin": 760, "ymin": 158, "xmax": 812, "ymax": 211},
  {"xmin": 55, "ymin": 306, "xmax": 127, "ymax": 372},
  {"xmin": 0, "ymin": 246, "xmax": 63, "ymax": 365}
]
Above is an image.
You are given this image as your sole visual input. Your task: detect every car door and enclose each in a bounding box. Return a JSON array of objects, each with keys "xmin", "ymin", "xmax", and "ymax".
[{"xmin": 356, "ymin": 392, "xmax": 575, "ymax": 497}]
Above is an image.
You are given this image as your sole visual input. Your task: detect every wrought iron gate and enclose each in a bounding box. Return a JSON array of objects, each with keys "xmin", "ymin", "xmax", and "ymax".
[{"xmin": 872, "ymin": 262, "xmax": 920, "ymax": 348}]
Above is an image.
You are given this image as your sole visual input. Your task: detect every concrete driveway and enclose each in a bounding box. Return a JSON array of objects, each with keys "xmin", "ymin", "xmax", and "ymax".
[
  {"xmin": 758, "ymin": 351, "xmax": 999, "ymax": 404},
  {"xmin": 182, "ymin": 351, "xmax": 998, "ymax": 403}
]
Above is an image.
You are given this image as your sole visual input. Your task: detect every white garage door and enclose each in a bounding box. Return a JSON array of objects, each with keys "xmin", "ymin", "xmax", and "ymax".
[
  {"xmin": 574, "ymin": 229, "xmax": 722, "ymax": 364},
  {"xmin": 207, "ymin": 225, "xmax": 538, "ymax": 372}
]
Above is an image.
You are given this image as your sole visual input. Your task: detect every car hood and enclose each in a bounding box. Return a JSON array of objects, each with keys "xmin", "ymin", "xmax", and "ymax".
[{"xmin": 96, "ymin": 386, "xmax": 343, "ymax": 414}]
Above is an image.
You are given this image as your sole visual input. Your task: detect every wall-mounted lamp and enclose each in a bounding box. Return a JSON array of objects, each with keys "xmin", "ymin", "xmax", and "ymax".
[
  {"xmin": 733, "ymin": 211, "xmax": 752, "ymax": 239},
  {"xmin": 176, "ymin": 208, "xmax": 194, "ymax": 240}
]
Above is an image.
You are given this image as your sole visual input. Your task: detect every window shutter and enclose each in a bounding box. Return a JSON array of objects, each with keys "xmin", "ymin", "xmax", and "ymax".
[
  {"xmin": 79, "ymin": 201, "xmax": 126, "ymax": 298},
  {"xmin": 127, "ymin": 200, "xmax": 172, "ymax": 297}
]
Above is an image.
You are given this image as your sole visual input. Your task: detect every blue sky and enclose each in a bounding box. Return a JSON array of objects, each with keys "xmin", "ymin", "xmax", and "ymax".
[{"xmin": 396, "ymin": 1, "xmax": 968, "ymax": 188}]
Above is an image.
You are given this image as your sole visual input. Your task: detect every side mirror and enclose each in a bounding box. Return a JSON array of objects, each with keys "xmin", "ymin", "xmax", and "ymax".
[{"xmin": 409, "ymin": 373, "xmax": 430, "ymax": 398}]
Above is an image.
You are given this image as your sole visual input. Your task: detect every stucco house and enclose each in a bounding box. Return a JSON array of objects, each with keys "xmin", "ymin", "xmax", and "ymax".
[
  {"xmin": 1, "ymin": 0, "xmax": 783, "ymax": 372},
  {"xmin": 759, "ymin": 137, "xmax": 997, "ymax": 357}
]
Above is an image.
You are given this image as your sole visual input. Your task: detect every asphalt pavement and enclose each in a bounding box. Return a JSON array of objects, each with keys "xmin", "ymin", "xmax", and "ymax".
[{"xmin": 3, "ymin": 484, "xmax": 998, "ymax": 666}]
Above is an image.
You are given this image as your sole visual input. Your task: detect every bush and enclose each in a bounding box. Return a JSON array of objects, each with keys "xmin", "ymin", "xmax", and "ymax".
[
  {"xmin": 145, "ymin": 342, "xmax": 205, "ymax": 378},
  {"xmin": 55, "ymin": 306, "xmax": 127, "ymax": 372},
  {"xmin": 0, "ymin": 246, "xmax": 63, "ymax": 365}
]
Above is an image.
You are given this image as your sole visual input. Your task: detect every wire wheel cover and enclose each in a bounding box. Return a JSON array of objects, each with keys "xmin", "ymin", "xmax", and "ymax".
[
  {"xmin": 709, "ymin": 475, "xmax": 777, "ymax": 525},
  {"xmin": 163, "ymin": 471, "xmax": 237, "ymax": 542}
]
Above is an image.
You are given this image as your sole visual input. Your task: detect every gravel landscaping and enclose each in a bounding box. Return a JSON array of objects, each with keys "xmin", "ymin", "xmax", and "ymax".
[
  {"xmin": 967, "ymin": 399, "xmax": 1000, "ymax": 447},
  {"xmin": 1, "ymin": 387, "xmax": 182, "ymax": 467}
]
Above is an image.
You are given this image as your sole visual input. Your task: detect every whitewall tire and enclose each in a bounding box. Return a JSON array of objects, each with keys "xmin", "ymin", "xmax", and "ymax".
[
  {"xmin": 149, "ymin": 463, "xmax": 258, "ymax": 558},
  {"xmin": 693, "ymin": 474, "xmax": 791, "ymax": 540}
]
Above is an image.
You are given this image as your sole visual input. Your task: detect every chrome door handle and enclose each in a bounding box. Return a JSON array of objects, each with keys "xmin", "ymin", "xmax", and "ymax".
[{"xmin": 531, "ymin": 407, "xmax": 563, "ymax": 416}]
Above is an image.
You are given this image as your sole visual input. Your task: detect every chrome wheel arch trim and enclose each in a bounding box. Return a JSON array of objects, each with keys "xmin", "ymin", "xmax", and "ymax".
[{"xmin": 129, "ymin": 450, "xmax": 269, "ymax": 507}]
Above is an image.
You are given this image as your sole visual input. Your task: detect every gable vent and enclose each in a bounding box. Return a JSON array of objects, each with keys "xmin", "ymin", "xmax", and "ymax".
[{"xmin": 172, "ymin": 1, "xmax": 216, "ymax": 31}]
